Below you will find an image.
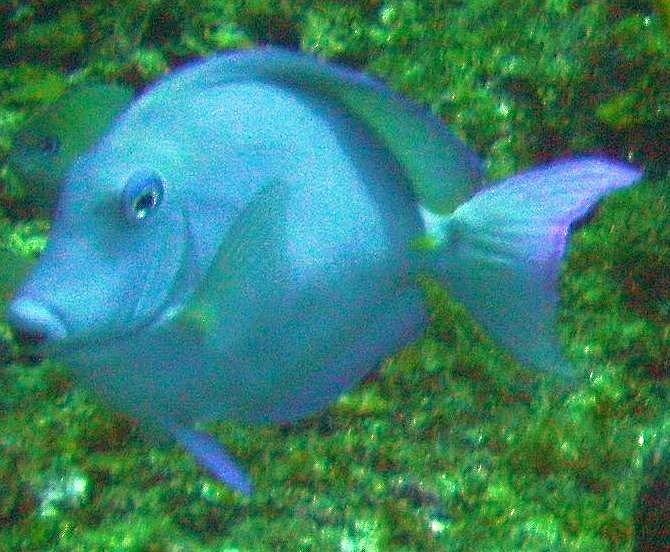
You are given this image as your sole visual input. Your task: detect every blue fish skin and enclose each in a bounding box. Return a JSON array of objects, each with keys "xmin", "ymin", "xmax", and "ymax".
[{"xmin": 6, "ymin": 48, "xmax": 643, "ymax": 493}]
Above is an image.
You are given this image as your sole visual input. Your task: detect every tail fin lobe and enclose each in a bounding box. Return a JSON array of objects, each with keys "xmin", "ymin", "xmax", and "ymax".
[{"xmin": 431, "ymin": 157, "xmax": 643, "ymax": 377}]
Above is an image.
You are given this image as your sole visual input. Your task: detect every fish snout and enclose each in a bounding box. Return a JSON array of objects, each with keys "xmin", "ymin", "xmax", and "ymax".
[{"xmin": 7, "ymin": 297, "xmax": 67, "ymax": 346}]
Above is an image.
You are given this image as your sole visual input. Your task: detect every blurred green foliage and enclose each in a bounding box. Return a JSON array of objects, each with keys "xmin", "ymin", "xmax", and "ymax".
[{"xmin": 0, "ymin": 0, "xmax": 668, "ymax": 550}]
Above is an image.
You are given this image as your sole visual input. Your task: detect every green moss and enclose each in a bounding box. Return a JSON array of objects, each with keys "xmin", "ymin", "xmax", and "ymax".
[{"xmin": 0, "ymin": 0, "xmax": 668, "ymax": 550}]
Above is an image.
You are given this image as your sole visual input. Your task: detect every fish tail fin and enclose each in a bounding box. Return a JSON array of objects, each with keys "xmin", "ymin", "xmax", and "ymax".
[{"xmin": 425, "ymin": 157, "xmax": 643, "ymax": 378}]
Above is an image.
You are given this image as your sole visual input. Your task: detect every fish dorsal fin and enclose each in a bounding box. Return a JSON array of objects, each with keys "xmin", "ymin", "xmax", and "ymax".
[{"xmin": 164, "ymin": 48, "xmax": 484, "ymax": 214}]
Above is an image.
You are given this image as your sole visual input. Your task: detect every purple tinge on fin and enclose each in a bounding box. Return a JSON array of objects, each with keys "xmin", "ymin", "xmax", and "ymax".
[
  {"xmin": 169, "ymin": 423, "xmax": 253, "ymax": 495},
  {"xmin": 489, "ymin": 157, "xmax": 641, "ymax": 260},
  {"xmin": 440, "ymin": 156, "xmax": 643, "ymax": 377}
]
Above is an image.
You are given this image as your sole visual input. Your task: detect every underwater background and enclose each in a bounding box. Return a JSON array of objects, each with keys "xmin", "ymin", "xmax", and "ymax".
[{"xmin": 0, "ymin": 1, "xmax": 668, "ymax": 550}]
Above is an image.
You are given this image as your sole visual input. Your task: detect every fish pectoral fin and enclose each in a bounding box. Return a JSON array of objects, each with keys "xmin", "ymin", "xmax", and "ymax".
[{"xmin": 167, "ymin": 422, "xmax": 254, "ymax": 496}]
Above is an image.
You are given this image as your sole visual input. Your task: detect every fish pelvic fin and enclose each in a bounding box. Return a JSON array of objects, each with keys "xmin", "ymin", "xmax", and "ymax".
[
  {"xmin": 425, "ymin": 156, "xmax": 643, "ymax": 378},
  {"xmin": 167, "ymin": 421, "xmax": 254, "ymax": 496}
]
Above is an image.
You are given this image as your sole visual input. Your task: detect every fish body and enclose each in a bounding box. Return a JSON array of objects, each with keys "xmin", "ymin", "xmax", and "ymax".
[
  {"xmin": 7, "ymin": 49, "xmax": 643, "ymax": 494},
  {"xmin": 9, "ymin": 83, "xmax": 134, "ymax": 215}
]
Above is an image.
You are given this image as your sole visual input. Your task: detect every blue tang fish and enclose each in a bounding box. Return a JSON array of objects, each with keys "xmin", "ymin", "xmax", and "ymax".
[
  {"xmin": 9, "ymin": 83, "xmax": 134, "ymax": 215},
  {"xmin": 7, "ymin": 48, "xmax": 643, "ymax": 495}
]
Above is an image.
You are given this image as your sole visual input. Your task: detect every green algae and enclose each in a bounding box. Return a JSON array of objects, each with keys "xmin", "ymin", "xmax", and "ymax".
[{"xmin": 0, "ymin": 1, "xmax": 668, "ymax": 550}]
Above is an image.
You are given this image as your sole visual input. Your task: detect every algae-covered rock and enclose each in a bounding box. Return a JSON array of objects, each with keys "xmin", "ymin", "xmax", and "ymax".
[{"xmin": 636, "ymin": 427, "xmax": 670, "ymax": 551}]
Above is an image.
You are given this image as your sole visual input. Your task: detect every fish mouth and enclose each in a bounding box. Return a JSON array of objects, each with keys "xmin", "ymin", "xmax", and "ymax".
[
  {"xmin": 7, "ymin": 296, "xmax": 69, "ymax": 360},
  {"xmin": 43, "ymin": 207, "xmax": 200, "ymax": 357}
]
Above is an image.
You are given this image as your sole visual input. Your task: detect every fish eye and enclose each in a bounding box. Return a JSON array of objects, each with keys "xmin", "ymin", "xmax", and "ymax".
[
  {"xmin": 20, "ymin": 133, "xmax": 60, "ymax": 154},
  {"xmin": 122, "ymin": 170, "xmax": 165, "ymax": 223},
  {"xmin": 38, "ymin": 136, "xmax": 60, "ymax": 154}
]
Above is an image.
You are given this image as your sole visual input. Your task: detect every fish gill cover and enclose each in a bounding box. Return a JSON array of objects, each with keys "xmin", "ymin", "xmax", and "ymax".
[{"xmin": 0, "ymin": 1, "xmax": 668, "ymax": 550}]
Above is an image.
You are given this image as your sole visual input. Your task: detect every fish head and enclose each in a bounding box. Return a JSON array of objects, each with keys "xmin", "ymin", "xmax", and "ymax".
[
  {"xmin": 9, "ymin": 84, "xmax": 134, "ymax": 212},
  {"xmin": 6, "ymin": 129, "xmax": 201, "ymax": 353},
  {"xmin": 10, "ymin": 108, "xmax": 73, "ymax": 196},
  {"xmin": 6, "ymin": 75, "xmax": 333, "ymax": 356}
]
